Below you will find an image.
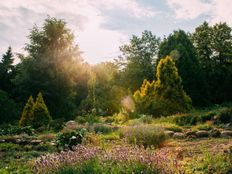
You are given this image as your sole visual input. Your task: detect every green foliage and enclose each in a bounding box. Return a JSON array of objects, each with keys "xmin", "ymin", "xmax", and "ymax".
[
  {"xmin": 32, "ymin": 92, "xmax": 52, "ymax": 129},
  {"xmin": 92, "ymin": 124, "xmax": 113, "ymax": 134},
  {"xmin": 56, "ymin": 129, "xmax": 86, "ymax": 150},
  {"xmin": 158, "ymin": 30, "xmax": 206, "ymax": 106},
  {"xmin": 121, "ymin": 125, "xmax": 167, "ymax": 148},
  {"xmin": 0, "ymin": 90, "xmax": 19, "ymax": 123},
  {"xmin": 56, "ymin": 158, "xmax": 158, "ymax": 174},
  {"xmin": 182, "ymin": 151, "xmax": 232, "ymax": 174},
  {"xmin": 155, "ymin": 56, "xmax": 192, "ymax": 112},
  {"xmin": 0, "ymin": 125, "xmax": 34, "ymax": 136},
  {"xmin": 19, "ymin": 93, "xmax": 52, "ymax": 130},
  {"xmin": 193, "ymin": 22, "xmax": 232, "ymax": 104},
  {"xmin": 119, "ymin": 30, "xmax": 160, "ymax": 92},
  {"xmin": 195, "ymin": 123, "xmax": 213, "ymax": 131},
  {"xmin": 13, "ymin": 17, "xmax": 85, "ymax": 120},
  {"xmin": 0, "ymin": 46, "xmax": 15, "ymax": 94},
  {"xmin": 216, "ymin": 108, "xmax": 232, "ymax": 124},
  {"xmin": 19, "ymin": 96, "xmax": 34, "ymax": 126}
]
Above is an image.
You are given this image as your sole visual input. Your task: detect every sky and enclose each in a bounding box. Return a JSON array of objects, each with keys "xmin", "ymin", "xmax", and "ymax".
[{"xmin": 0, "ymin": 0, "xmax": 231, "ymax": 64}]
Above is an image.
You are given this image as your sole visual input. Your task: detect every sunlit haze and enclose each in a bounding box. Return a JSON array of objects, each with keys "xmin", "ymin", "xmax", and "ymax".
[{"xmin": 0, "ymin": 0, "xmax": 231, "ymax": 64}]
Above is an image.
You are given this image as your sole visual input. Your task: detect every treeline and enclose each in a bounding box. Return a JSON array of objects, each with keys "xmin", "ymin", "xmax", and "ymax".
[{"xmin": 0, "ymin": 17, "xmax": 231, "ymax": 124}]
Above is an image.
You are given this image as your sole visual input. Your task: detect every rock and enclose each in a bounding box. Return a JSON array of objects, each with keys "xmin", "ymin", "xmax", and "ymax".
[
  {"xmin": 65, "ymin": 120, "xmax": 77, "ymax": 126},
  {"xmin": 0, "ymin": 139, "xmax": 5, "ymax": 143},
  {"xmin": 221, "ymin": 131, "xmax": 232, "ymax": 137},
  {"xmin": 31, "ymin": 140, "xmax": 42, "ymax": 145},
  {"xmin": 165, "ymin": 131, "xmax": 174, "ymax": 137},
  {"xmin": 210, "ymin": 129, "xmax": 221, "ymax": 138},
  {"xmin": 185, "ymin": 130, "xmax": 196, "ymax": 137},
  {"xmin": 173, "ymin": 132, "xmax": 185, "ymax": 139},
  {"xmin": 196, "ymin": 130, "xmax": 209, "ymax": 138}
]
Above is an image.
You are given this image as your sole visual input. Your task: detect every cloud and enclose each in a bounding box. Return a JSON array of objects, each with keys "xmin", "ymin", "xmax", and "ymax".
[
  {"xmin": 167, "ymin": 0, "xmax": 211, "ymax": 19},
  {"xmin": 0, "ymin": 0, "xmax": 157, "ymax": 64},
  {"xmin": 167, "ymin": 0, "xmax": 232, "ymax": 25}
]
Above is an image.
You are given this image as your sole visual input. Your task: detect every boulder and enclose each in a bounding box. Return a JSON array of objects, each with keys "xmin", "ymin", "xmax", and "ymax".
[
  {"xmin": 165, "ymin": 131, "xmax": 174, "ymax": 137},
  {"xmin": 185, "ymin": 130, "xmax": 196, "ymax": 137},
  {"xmin": 221, "ymin": 131, "xmax": 232, "ymax": 138},
  {"xmin": 173, "ymin": 132, "xmax": 185, "ymax": 139},
  {"xmin": 31, "ymin": 139, "xmax": 42, "ymax": 145},
  {"xmin": 196, "ymin": 130, "xmax": 209, "ymax": 138},
  {"xmin": 65, "ymin": 120, "xmax": 77, "ymax": 126},
  {"xmin": 210, "ymin": 129, "xmax": 221, "ymax": 138}
]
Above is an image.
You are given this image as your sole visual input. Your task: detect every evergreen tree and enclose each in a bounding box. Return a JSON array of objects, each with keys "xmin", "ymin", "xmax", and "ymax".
[
  {"xmin": 158, "ymin": 30, "xmax": 206, "ymax": 106},
  {"xmin": 19, "ymin": 96, "xmax": 34, "ymax": 126},
  {"xmin": 154, "ymin": 56, "xmax": 192, "ymax": 115},
  {"xmin": 32, "ymin": 92, "xmax": 52, "ymax": 129},
  {"xmin": 0, "ymin": 46, "xmax": 15, "ymax": 93}
]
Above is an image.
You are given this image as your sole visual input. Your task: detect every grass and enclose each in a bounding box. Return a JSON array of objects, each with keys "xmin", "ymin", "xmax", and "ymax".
[{"xmin": 1, "ymin": 104, "xmax": 232, "ymax": 174}]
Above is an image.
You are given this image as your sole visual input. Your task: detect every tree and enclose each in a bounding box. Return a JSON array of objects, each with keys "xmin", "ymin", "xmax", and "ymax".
[
  {"xmin": 19, "ymin": 96, "xmax": 34, "ymax": 126},
  {"xmin": 0, "ymin": 90, "xmax": 19, "ymax": 123},
  {"xmin": 0, "ymin": 47, "xmax": 15, "ymax": 93},
  {"xmin": 119, "ymin": 30, "xmax": 160, "ymax": 92},
  {"xmin": 13, "ymin": 17, "xmax": 84, "ymax": 119},
  {"xmin": 158, "ymin": 30, "xmax": 206, "ymax": 106},
  {"xmin": 32, "ymin": 92, "xmax": 52, "ymax": 129},
  {"xmin": 192, "ymin": 22, "xmax": 232, "ymax": 103},
  {"xmin": 154, "ymin": 56, "xmax": 192, "ymax": 115}
]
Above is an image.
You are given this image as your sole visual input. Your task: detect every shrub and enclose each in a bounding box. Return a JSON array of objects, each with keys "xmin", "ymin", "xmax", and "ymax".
[
  {"xmin": 194, "ymin": 123, "xmax": 213, "ymax": 131},
  {"xmin": 173, "ymin": 114, "xmax": 198, "ymax": 126},
  {"xmin": 121, "ymin": 125, "xmax": 167, "ymax": 148},
  {"xmin": 199, "ymin": 111, "xmax": 216, "ymax": 123},
  {"xmin": 56, "ymin": 129, "xmax": 86, "ymax": 150},
  {"xmin": 32, "ymin": 92, "xmax": 52, "ymax": 129},
  {"xmin": 113, "ymin": 112, "xmax": 129, "ymax": 124},
  {"xmin": 162, "ymin": 123, "xmax": 183, "ymax": 132},
  {"xmin": 217, "ymin": 108, "xmax": 232, "ymax": 124},
  {"xmin": 50, "ymin": 118, "xmax": 65, "ymax": 131},
  {"xmin": 181, "ymin": 151, "xmax": 232, "ymax": 174},
  {"xmin": 92, "ymin": 124, "xmax": 113, "ymax": 134},
  {"xmin": 140, "ymin": 115, "xmax": 153, "ymax": 124},
  {"xmin": 0, "ymin": 125, "xmax": 34, "ymax": 136},
  {"xmin": 19, "ymin": 96, "xmax": 34, "ymax": 127},
  {"xmin": 75, "ymin": 115, "xmax": 100, "ymax": 125}
]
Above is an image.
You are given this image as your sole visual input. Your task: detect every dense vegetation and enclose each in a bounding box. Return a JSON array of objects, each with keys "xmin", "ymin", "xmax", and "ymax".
[{"xmin": 0, "ymin": 17, "xmax": 232, "ymax": 174}]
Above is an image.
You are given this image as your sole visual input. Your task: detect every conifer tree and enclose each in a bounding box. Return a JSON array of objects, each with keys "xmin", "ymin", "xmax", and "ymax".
[
  {"xmin": 154, "ymin": 56, "xmax": 192, "ymax": 114},
  {"xmin": 19, "ymin": 96, "xmax": 34, "ymax": 126},
  {"xmin": 32, "ymin": 92, "xmax": 52, "ymax": 129}
]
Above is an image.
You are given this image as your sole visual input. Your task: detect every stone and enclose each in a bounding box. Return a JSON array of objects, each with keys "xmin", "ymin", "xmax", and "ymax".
[
  {"xmin": 173, "ymin": 132, "xmax": 185, "ymax": 139},
  {"xmin": 31, "ymin": 139, "xmax": 42, "ymax": 145},
  {"xmin": 165, "ymin": 131, "xmax": 174, "ymax": 137},
  {"xmin": 196, "ymin": 130, "xmax": 209, "ymax": 138},
  {"xmin": 210, "ymin": 129, "xmax": 221, "ymax": 138},
  {"xmin": 185, "ymin": 130, "xmax": 196, "ymax": 137},
  {"xmin": 65, "ymin": 120, "xmax": 77, "ymax": 126},
  {"xmin": 221, "ymin": 131, "xmax": 232, "ymax": 137}
]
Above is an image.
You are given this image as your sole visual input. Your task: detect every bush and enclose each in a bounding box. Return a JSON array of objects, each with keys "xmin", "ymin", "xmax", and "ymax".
[
  {"xmin": 140, "ymin": 115, "xmax": 153, "ymax": 124},
  {"xmin": 162, "ymin": 123, "xmax": 183, "ymax": 132},
  {"xmin": 92, "ymin": 124, "xmax": 113, "ymax": 134},
  {"xmin": 195, "ymin": 123, "xmax": 213, "ymax": 131},
  {"xmin": 198, "ymin": 111, "xmax": 216, "ymax": 123},
  {"xmin": 181, "ymin": 151, "xmax": 232, "ymax": 174},
  {"xmin": 113, "ymin": 112, "xmax": 129, "ymax": 124},
  {"xmin": 121, "ymin": 125, "xmax": 167, "ymax": 148},
  {"xmin": 0, "ymin": 125, "xmax": 34, "ymax": 136},
  {"xmin": 19, "ymin": 92, "xmax": 52, "ymax": 130},
  {"xmin": 75, "ymin": 115, "xmax": 100, "ymax": 125},
  {"xmin": 173, "ymin": 114, "xmax": 199, "ymax": 126},
  {"xmin": 56, "ymin": 129, "xmax": 86, "ymax": 150},
  {"xmin": 32, "ymin": 92, "xmax": 52, "ymax": 129},
  {"xmin": 216, "ymin": 108, "xmax": 232, "ymax": 124}
]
